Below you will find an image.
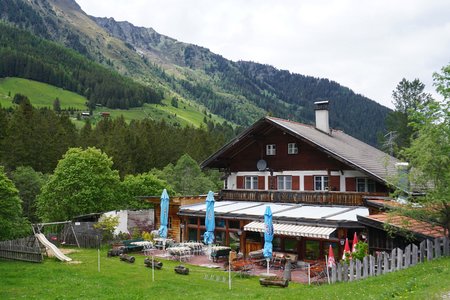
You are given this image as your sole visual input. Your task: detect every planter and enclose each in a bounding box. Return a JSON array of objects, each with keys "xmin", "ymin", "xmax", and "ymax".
[
  {"xmin": 174, "ymin": 265, "xmax": 189, "ymax": 275},
  {"xmin": 119, "ymin": 254, "xmax": 135, "ymax": 263},
  {"xmin": 259, "ymin": 276, "xmax": 289, "ymax": 288},
  {"xmin": 144, "ymin": 258, "xmax": 163, "ymax": 270}
]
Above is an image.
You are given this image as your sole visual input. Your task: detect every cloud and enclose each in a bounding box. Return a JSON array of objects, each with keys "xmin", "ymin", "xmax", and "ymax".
[{"xmin": 76, "ymin": 0, "xmax": 450, "ymax": 108}]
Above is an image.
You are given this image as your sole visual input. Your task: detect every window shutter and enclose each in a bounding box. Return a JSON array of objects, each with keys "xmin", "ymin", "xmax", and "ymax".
[
  {"xmin": 258, "ymin": 176, "xmax": 265, "ymax": 190},
  {"xmin": 292, "ymin": 176, "xmax": 300, "ymax": 190},
  {"xmin": 345, "ymin": 177, "xmax": 356, "ymax": 192},
  {"xmin": 236, "ymin": 176, "xmax": 244, "ymax": 189},
  {"xmin": 330, "ymin": 176, "xmax": 340, "ymax": 191},
  {"xmin": 269, "ymin": 176, "xmax": 277, "ymax": 190},
  {"xmin": 304, "ymin": 176, "xmax": 314, "ymax": 191}
]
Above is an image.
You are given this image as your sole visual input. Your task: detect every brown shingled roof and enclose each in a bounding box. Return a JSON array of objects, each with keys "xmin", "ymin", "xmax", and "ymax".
[
  {"xmin": 201, "ymin": 116, "xmax": 403, "ymax": 189},
  {"xmin": 358, "ymin": 213, "xmax": 445, "ymax": 239}
]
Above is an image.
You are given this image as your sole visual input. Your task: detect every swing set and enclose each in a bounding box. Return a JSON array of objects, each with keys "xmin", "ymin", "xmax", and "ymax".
[{"xmin": 32, "ymin": 221, "xmax": 80, "ymax": 248}]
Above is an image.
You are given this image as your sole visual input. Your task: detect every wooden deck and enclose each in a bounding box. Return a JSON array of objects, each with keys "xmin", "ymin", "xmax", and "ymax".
[{"xmin": 220, "ymin": 190, "xmax": 386, "ymax": 206}]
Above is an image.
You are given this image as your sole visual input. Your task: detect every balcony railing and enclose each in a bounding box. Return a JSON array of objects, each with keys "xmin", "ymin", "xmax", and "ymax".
[{"xmin": 219, "ymin": 189, "xmax": 387, "ymax": 206}]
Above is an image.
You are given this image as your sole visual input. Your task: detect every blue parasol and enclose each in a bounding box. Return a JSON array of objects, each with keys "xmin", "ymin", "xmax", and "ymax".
[
  {"xmin": 203, "ymin": 191, "xmax": 215, "ymax": 245},
  {"xmin": 158, "ymin": 189, "xmax": 169, "ymax": 239},
  {"xmin": 263, "ymin": 205, "xmax": 273, "ymax": 274}
]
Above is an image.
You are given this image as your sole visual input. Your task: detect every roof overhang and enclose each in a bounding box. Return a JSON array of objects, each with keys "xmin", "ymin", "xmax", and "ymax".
[{"xmin": 244, "ymin": 221, "xmax": 336, "ymax": 239}]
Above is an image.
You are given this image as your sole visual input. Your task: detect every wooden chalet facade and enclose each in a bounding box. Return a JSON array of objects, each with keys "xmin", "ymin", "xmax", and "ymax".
[{"xmin": 177, "ymin": 101, "xmax": 406, "ymax": 261}]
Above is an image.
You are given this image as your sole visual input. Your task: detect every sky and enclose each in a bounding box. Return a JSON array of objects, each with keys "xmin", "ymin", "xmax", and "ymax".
[{"xmin": 76, "ymin": 0, "xmax": 450, "ymax": 109}]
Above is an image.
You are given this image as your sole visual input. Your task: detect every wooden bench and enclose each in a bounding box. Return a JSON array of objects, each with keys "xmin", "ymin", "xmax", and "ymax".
[{"xmin": 121, "ymin": 238, "xmax": 144, "ymax": 253}]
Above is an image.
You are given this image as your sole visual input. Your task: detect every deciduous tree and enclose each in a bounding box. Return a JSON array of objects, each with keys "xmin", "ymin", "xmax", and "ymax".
[
  {"xmin": 0, "ymin": 166, "xmax": 30, "ymax": 240},
  {"xmin": 36, "ymin": 147, "xmax": 121, "ymax": 221}
]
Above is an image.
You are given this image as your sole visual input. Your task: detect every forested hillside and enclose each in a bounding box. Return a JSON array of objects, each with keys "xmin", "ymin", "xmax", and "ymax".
[
  {"xmin": 94, "ymin": 16, "xmax": 391, "ymax": 145},
  {"xmin": 0, "ymin": 0, "xmax": 391, "ymax": 146},
  {"xmin": 0, "ymin": 23, "xmax": 163, "ymax": 109}
]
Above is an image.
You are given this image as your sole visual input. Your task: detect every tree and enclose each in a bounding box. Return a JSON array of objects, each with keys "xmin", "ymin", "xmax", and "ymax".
[
  {"xmin": 385, "ymin": 78, "xmax": 433, "ymax": 155},
  {"xmin": 53, "ymin": 97, "xmax": 61, "ymax": 113},
  {"xmin": 10, "ymin": 166, "xmax": 47, "ymax": 224},
  {"xmin": 154, "ymin": 154, "xmax": 220, "ymax": 195},
  {"xmin": 399, "ymin": 65, "xmax": 450, "ymax": 237},
  {"xmin": 119, "ymin": 173, "xmax": 174, "ymax": 209},
  {"xmin": 36, "ymin": 147, "xmax": 121, "ymax": 221},
  {"xmin": 12, "ymin": 93, "xmax": 29, "ymax": 105},
  {"xmin": 0, "ymin": 166, "xmax": 30, "ymax": 240}
]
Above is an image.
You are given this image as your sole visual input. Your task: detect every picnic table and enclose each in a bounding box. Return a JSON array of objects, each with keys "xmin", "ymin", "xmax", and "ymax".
[{"xmin": 167, "ymin": 246, "xmax": 191, "ymax": 261}]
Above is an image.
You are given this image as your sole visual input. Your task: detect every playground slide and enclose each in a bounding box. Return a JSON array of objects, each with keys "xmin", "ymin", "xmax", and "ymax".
[{"xmin": 35, "ymin": 233, "xmax": 72, "ymax": 262}]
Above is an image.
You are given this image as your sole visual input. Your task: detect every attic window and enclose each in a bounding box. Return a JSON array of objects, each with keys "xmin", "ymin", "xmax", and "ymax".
[
  {"xmin": 266, "ymin": 144, "xmax": 276, "ymax": 156},
  {"xmin": 288, "ymin": 143, "xmax": 298, "ymax": 154}
]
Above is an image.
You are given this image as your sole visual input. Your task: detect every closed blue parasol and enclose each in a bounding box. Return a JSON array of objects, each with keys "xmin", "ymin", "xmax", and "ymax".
[
  {"xmin": 158, "ymin": 189, "xmax": 169, "ymax": 239},
  {"xmin": 203, "ymin": 191, "xmax": 215, "ymax": 245},
  {"xmin": 263, "ymin": 205, "xmax": 273, "ymax": 274}
]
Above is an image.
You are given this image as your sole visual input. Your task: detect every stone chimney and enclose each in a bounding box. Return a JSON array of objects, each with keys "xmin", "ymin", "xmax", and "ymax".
[{"xmin": 314, "ymin": 100, "xmax": 330, "ymax": 134}]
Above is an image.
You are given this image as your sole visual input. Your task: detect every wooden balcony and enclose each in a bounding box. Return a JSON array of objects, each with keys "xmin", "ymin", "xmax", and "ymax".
[{"xmin": 219, "ymin": 189, "xmax": 387, "ymax": 206}]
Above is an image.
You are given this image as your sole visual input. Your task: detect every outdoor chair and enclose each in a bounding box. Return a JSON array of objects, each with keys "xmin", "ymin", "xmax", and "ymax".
[
  {"xmin": 310, "ymin": 263, "xmax": 328, "ymax": 284},
  {"xmin": 142, "ymin": 243, "xmax": 155, "ymax": 256}
]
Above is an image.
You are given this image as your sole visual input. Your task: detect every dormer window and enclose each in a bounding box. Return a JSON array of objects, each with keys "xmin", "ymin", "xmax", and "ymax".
[
  {"xmin": 266, "ymin": 144, "xmax": 276, "ymax": 156},
  {"xmin": 288, "ymin": 143, "xmax": 298, "ymax": 154}
]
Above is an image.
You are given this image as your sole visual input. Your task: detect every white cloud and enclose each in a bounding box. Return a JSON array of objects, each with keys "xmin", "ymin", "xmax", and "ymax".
[{"xmin": 76, "ymin": 0, "xmax": 450, "ymax": 108}]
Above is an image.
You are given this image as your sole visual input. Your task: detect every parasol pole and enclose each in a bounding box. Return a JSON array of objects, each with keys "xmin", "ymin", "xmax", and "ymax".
[{"xmin": 152, "ymin": 255, "xmax": 155, "ymax": 282}]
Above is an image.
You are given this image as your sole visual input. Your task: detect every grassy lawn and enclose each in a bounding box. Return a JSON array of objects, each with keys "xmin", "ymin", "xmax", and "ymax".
[
  {"xmin": 0, "ymin": 248, "xmax": 449, "ymax": 299},
  {"xmin": 0, "ymin": 77, "xmax": 88, "ymax": 110}
]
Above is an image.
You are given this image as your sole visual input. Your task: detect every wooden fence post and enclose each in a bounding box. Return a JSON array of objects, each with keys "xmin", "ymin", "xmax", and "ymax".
[
  {"xmin": 390, "ymin": 249, "xmax": 397, "ymax": 272},
  {"xmin": 343, "ymin": 263, "xmax": 348, "ymax": 282},
  {"xmin": 404, "ymin": 244, "xmax": 411, "ymax": 268},
  {"xmin": 349, "ymin": 260, "xmax": 354, "ymax": 282},
  {"xmin": 383, "ymin": 252, "xmax": 390, "ymax": 274},
  {"xmin": 331, "ymin": 264, "xmax": 337, "ymax": 283},
  {"xmin": 435, "ymin": 238, "xmax": 441, "ymax": 259},
  {"xmin": 397, "ymin": 248, "xmax": 403, "ymax": 270},
  {"xmin": 376, "ymin": 252, "xmax": 382, "ymax": 276},
  {"xmin": 337, "ymin": 263, "xmax": 342, "ymax": 282},
  {"xmin": 420, "ymin": 240, "xmax": 426, "ymax": 262},
  {"xmin": 356, "ymin": 260, "xmax": 361, "ymax": 280},
  {"xmin": 369, "ymin": 255, "xmax": 375, "ymax": 276},
  {"xmin": 427, "ymin": 239, "xmax": 433, "ymax": 261},
  {"xmin": 363, "ymin": 256, "xmax": 369, "ymax": 278},
  {"xmin": 412, "ymin": 244, "xmax": 418, "ymax": 266},
  {"xmin": 444, "ymin": 237, "xmax": 450, "ymax": 256}
]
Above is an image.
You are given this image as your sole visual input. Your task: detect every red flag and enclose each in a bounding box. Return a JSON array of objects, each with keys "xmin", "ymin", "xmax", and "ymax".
[
  {"xmin": 328, "ymin": 244, "xmax": 336, "ymax": 267},
  {"xmin": 342, "ymin": 238, "xmax": 350, "ymax": 260},
  {"xmin": 352, "ymin": 232, "xmax": 359, "ymax": 253}
]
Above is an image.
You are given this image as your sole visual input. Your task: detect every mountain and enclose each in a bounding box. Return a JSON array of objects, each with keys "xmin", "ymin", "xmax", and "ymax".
[{"xmin": 0, "ymin": 0, "xmax": 391, "ymax": 146}]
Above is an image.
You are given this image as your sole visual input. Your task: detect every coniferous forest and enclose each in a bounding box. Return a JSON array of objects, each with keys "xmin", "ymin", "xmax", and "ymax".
[
  {"xmin": 0, "ymin": 23, "xmax": 163, "ymax": 110},
  {"xmin": 0, "ymin": 100, "xmax": 235, "ymax": 176}
]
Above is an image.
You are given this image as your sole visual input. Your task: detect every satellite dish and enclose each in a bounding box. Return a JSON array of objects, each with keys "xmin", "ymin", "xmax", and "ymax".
[{"xmin": 256, "ymin": 159, "xmax": 267, "ymax": 171}]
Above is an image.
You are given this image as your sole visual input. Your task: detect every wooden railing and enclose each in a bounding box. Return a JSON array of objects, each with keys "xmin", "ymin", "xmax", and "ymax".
[{"xmin": 219, "ymin": 190, "xmax": 387, "ymax": 206}]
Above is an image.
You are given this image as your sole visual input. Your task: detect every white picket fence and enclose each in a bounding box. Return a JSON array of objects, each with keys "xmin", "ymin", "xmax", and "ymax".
[{"xmin": 329, "ymin": 237, "xmax": 450, "ymax": 283}]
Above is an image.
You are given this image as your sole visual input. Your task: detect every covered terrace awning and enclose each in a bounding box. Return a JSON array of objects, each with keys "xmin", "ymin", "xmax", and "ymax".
[{"xmin": 244, "ymin": 221, "xmax": 336, "ymax": 239}]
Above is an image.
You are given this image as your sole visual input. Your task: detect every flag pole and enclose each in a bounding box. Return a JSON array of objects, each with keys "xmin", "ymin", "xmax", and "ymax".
[{"xmin": 325, "ymin": 255, "xmax": 330, "ymax": 284}]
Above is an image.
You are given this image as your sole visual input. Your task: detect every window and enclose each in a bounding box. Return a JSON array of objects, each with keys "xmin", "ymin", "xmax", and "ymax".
[
  {"xmin": 266, "ymin": 144, "xmax": 276, "ymax": 155},
  {"xmin": 305, "ymin": 240, "xmax": 320, "ymax": 260},
  {"xmin": 288, "ymin": 143, "xmax": 298, "ymax": 154},
  {"xmin": 284, "ymin": 238, "xmax": 298, "ymax": 252},
  {"xmin": 356, "ymin": 178, "xmax": 376, "ymax": 192},
  {"xmin": 277, "ymin": 175, "xmax": 292, "ymax": 190},
  {"xmin": 245, "ymin": 176, "xmax": 258, "ymax": 189},
  {"xmin": 314, "ymin": 176, "xmax": 329, "ymax": 191}
]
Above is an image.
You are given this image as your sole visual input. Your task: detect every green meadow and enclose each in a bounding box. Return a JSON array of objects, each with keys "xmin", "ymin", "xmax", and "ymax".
[
  {"xmin": 0, "ymin": 77, "xmax": 228, "ymax": 128},
  {"xmin": 0, "ymin": 248, "xmax": 449, "ymax": 300}
]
